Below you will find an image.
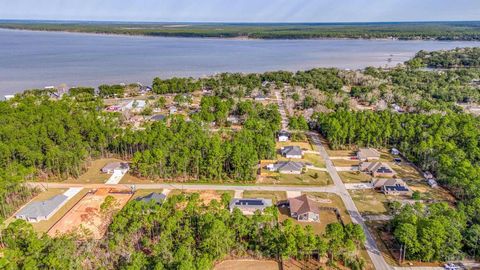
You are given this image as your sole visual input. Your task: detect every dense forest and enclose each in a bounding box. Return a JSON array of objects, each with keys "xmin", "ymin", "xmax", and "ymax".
[
  {"xmin": 408, "ymin": 47, "xmax": 480, "ymax": 68},
  {"xmin": 0, "ymin": 193, "xmax": 367, "ymax": 269},
  {"xmin": 0, "ymin": 92, "xmax": 116, "ymax": 220},
  {"xmin": 1, "ymin": 21, "xmax": 480, "ymax": 40},
  {"xmin": 114, "ymin": 101, "xmax": 280, "ymax": 181},
  {"xmin": 313, "ymin": 110, "xmax": 480, "ymax": 260}
]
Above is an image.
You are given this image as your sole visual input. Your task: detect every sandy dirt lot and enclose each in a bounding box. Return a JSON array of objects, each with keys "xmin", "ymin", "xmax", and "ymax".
[
  {"xmin": 215, "ymin": 259, "xmax": 280, "ymax": 270},
  {"xmin": 48, "ymin": 188, "xmax": 131, "ymax": 239}
]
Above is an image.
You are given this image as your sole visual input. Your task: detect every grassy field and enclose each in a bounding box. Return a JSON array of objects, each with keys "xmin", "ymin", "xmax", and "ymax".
[
  {"xmin": 326, "ymin": 149, "xmax": 355, "ymax": 157},
  {"xmin": 32, "ymin": 188, "xmax": 90, "ymax": 233},
  {"xmin": 349, "ymin": 189, "xmax": 390, "ymax": 215},
  {"xmin": 242, "ymin": 191, "xmax": 286, "ymax": 203},
  {"xmin": 332, "ymin": 159, "xmax": 360, "ymax": 167},
  {"xmin": 260, "ymin": 171, "xmax": 332, "ymax": 186},
  {"xmin": 338, "ymin": 171, "xmax": 372, "ymax": 183},
  {"xmin": 390, "ymin": 163, "xmax": 423, "ymax": 180},
  {"xmin": 303, "ymin": 153, "xmax": 325, "ymax": 168}
]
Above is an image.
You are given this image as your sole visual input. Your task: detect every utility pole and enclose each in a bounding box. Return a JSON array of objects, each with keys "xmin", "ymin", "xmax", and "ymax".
[{"xmin": 399, "ymin": 245, "xmax": 403, "ymax": 265}]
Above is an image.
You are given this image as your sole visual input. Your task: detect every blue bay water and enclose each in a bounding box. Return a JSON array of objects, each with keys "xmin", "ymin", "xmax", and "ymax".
[{"xmin": 0, "ymin": 29, "xmax": 478, "ymax": 94}]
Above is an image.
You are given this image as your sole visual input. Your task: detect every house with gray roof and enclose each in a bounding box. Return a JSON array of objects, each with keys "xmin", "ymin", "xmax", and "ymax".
[
  {"xmin": 280, "ymin": 146, "xmax": 303, "ymax": 159},
  {"xmin": 277, "ymin": 130, "xmax": 290, "ymax": 142},
  {"xmin": 101, "ymin": 162, "xmax": 130, "ymax": 174},
  {"xmin": 150, "ymin": 114, "xmax": 166, "ymax": 121},
  {"xmin": 229, "ymin": 198, "xmax": 272, "ymax": 215},
  {"xmin": 135, "ymin": 192, "xmax": 166, "ymax": 204},
  {"xmin": 15, "ymin": 195, "xmax": 69, "ymax": 223},
  {"xmin": 267, "ymin": 161, "xmax": 304, "ymax": 174},
  {"xmin": 254, "ymin": 94, "xmax": 267, "ymax": 101}
]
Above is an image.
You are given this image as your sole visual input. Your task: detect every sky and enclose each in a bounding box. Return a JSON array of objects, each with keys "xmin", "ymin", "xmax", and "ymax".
[{"xmin": 0, "ymin": 0, "xmax": 479, "ymax": 23}]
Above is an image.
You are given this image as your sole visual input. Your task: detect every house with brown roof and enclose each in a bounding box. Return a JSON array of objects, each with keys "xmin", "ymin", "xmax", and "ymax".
[
  {"xmin": 288, "ymin": 194, "xmax": 320, "ymax": 222},
  {"xmin": 357, "ymin": 148, "xmax": 381, "ymax": 161},
  {"xmin": 372, "ymin": 178, "xmax": 411, "ymax": 195},
  {"xmin": 359, "ymin": 162, "xmax": 396, "ymax": 178}
]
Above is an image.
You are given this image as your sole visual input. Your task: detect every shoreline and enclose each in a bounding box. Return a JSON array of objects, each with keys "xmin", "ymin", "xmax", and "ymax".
[{"xmin": 2, "ymin": 26, "xmax": 479, "ymax": 42}]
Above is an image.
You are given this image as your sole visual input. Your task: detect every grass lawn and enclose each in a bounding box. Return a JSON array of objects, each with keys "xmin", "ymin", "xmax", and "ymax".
[
  {"xmin": 349, "ymin": 189, "xmax": 390, "ymax": 215},
  {"xmin": 260, "ymin": 171, "xmax": 332, "ymax": 186},
  {"xmin": 331, "ymin": 159, "xmax": 360, "ymax": 167},
  {"xmin": 242, "ymin": 191, "xmax": 286, "ymax": 204},
  {"xmin": 390, "ymin": 163, "xmax": 423, "ymax": 180},
  {"xmin": 303, "ymin": 153, "xmax": 325, "ymax": 168},
  {"xmin": 67, "ymin": 158, "xmax": 123, "ymax": 184},
  {"xmin": 32, "ymin": 188, "xmax": 90, "ymax": 233},
  {"xmin": 338, "ymin": 171, "xmax": 372, "ymax": 183},
  {"xmin": 306, "ymin": 192, "xmax": 352, "ymax": 224},
  {"xmin": 277, "ymin": 140, "xmax": 313, "ymax": 151}
]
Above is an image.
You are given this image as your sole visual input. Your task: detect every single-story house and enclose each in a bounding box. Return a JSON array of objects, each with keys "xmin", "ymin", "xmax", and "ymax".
[
  {"xmin": 277, "ymin": 130, "xmax": 290, "ymax": 142},
  {"xmin": 169, "ymin": 106, "xmax": 178, "ymax": 115},
  {"xmin": 227, "ymin": 115, "xmax": 240, "ymax": 124},
  {"xmin": 254, "ymin": 94, "xmax": 267, "ymax": 101},
  {"xmin": 372, "ymin": 178, "xmax": 411, "ymax": 195},
  {"xmin": 229, "ymin": 198, "xmax": 272, "ymax": 215},
  {"xmin": 360, "ymin": 162, "xmax": 396, "ymax": 178},
  {"xmin": 135, "ymin": 192, "xmax": 166, "ymax": 204},
  {"xmin": 150, "ymin": 114, "xmax": 166, "ymax": 121},
  {"xmin": 3, "ymin": 94, "xmax": 15, "ymax": 101},
  {"xmin": 427, "ymin": 179, "xmax": 438, "ymax": 188},
  {"xmin": 288, "ymin": 194, "xmax": 320, "ymax": 222},
  {"xmin": 101, "ymin": 162, "xmax": 130, "ymax": 174},
  {"xmin": 15, "ymin": 194, "xmax": 69, "ymax": 222},
  {"xmin": 357, "ymin": 148, "xmax": 381, "ymax": 161},
  {"xmin": 267, "ymin": 161, "xmax": 304, "ymax": 174},
  {"xmin": 123, "ymin": 100, "xmax": 146, "ymax": 111},
  {"xmin": 423, "ymin": 171, "xmax": 435, "ymax": 180},
  {"xmin": 280, "ymin": 146, "xmax": 303, "ymax": 159}
]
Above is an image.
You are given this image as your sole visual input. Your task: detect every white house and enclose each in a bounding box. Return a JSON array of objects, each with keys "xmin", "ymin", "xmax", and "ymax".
[{"xmin": 277, "ymin": 130, "xmax": 290, "ymax": 142}]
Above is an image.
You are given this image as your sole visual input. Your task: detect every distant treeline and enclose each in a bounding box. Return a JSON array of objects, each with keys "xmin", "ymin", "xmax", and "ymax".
[
  {"xmin": 1, "ymin": 21, "xmax": 480, "ymax": 40},
  {"xmin": 408, "ymin": 47, "xmax": 480, "ymax": 68}
]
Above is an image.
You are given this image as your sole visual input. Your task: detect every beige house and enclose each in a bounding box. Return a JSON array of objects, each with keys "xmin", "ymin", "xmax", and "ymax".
[
  {"xmin": 359, "ymin": 162, "xmax": 396, "ymax": 178},
  {"xmin": 288, "ymin": 195, "xmax": 320, "ymax": 222}
]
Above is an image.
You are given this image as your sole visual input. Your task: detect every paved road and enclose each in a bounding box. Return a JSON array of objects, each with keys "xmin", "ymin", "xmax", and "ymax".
[
  {"xmin": 308, "ymin": 132, "xmax": 391, "ymax": 270},
  {"xmin": 274, "ymin": 90, "xmax": 288, "ymax": 130},
  {"xmin": 28, "ymin": 182, "xmax": 339, "ymax": 193}
]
